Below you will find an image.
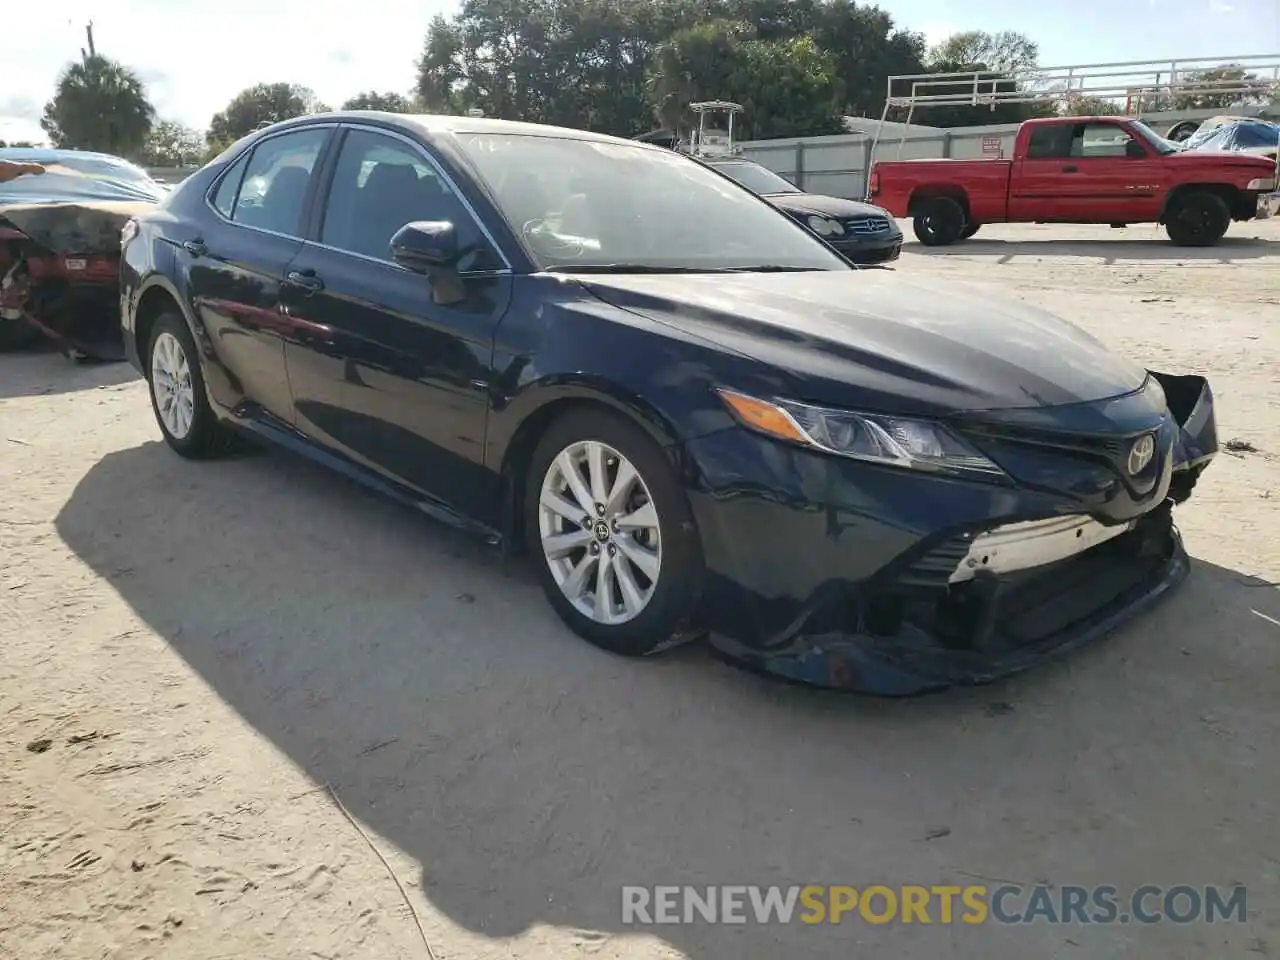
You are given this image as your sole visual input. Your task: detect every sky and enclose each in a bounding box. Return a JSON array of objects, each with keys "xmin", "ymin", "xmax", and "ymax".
[{"xmin": 2, "ymin": 0, "xmax": 1278, "ymax": 145}]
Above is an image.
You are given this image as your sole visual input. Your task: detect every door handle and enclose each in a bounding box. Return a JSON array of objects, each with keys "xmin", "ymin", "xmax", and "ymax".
[
  {"xmin": 182, "ymin": 239, "xmax": 207, "ymax": 257},
  {"xmin": 1062, "ymin": 165, "xmax": 1079, "ymax": 173},
  {"xmin": 286, "ymin": 270, "xmax": 324, "ymax": 293}
]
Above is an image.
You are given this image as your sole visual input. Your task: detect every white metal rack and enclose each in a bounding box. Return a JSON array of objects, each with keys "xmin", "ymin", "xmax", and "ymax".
[{"xmin": 870, "ymin": 53, "xmax": 1280, "ymax": 165}]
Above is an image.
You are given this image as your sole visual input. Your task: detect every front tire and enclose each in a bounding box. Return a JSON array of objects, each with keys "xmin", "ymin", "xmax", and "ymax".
[
  {"xmin": 1165, "ymin": 191, "xmax": 1230, "ymax": 247},
  {"xmin": 912, "ymin": 198, "xmax": 966, "ymax": 246},
  {"xmin": 525, "ymin": 407, "xmax": 703, "ymax": 656},
  {"xmin": 146, "ymin": 310, "xmax": 238, "ymax": 458}
]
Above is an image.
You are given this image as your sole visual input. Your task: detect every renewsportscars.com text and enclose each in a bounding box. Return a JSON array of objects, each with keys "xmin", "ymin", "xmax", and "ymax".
[{"xmin": 621, "ymin": 884, "xmax": 1247, "ymax": 926}]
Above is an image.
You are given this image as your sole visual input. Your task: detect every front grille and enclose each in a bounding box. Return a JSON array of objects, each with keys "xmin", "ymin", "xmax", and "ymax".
[
  {"xmin": 958, "ymin": 421, "xmax": 1166, "ymax": 488},
  {"xmin": 845, "ymin": 216, "xmax": 891, "ymax": 235}
]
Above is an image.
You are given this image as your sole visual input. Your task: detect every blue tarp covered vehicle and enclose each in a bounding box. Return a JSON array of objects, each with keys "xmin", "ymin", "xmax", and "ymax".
[{"xmin": 0, "ymin": 148, "xmax": 164, "ymax": 359}]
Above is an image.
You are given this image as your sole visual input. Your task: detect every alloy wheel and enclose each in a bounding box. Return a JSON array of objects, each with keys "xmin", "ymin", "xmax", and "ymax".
[
  {"xmin": 537, "ymin": 439, "xmax": 662, "ymax": 625},
  {"xmin": 151, "ymin": 330, "xmax": 195, "ymax": 440}
]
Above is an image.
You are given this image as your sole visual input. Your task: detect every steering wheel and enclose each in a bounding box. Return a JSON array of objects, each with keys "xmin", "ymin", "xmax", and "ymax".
[{"xmin": 522, "ymin": 217, "xmax": 588, "ymax": 259}]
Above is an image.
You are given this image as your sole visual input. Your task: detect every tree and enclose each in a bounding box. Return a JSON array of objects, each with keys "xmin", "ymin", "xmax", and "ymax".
[
  {"xmin": 1170, "ymin": 65, "xmax": 1277, "ymax": 110},
  {"xmin": 40, "ymin": 55, "xmax": 155, "ymax": 156},
  {"xmin": 930, "ymin": 30, "xmax": 1039, "ymax": 76},
  {"xmin": 341, "ymin": 91, "xmax": 415, "ymax": 112},
  {"xmin": 207, "ymin": 83, "xmax": 323, "ymax": 145},
  {"xmin": 647, "ymin": 20, "xmax": 844, "ymax": 138},
  {"xmin": 140, "ymin": 119, "xmax": 205, "ymax": 166},
  {"xmin": 1062, "ymin": 95, "xmax": 1122, "ymax": 117},
  {"xmin": 917, "ymin": 31, "xmax": 1052, "ymax": 128},
  {"xmin": 415, "ymin": 0, "xmax": 929, "ymax": 138},
  {"xmin": 804, "ymin": 0, "xmax": 926, "ymax": 118}
]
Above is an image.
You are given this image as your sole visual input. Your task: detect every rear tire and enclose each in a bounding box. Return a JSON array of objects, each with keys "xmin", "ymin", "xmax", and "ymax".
[
  {"xmin": 0, "ymin": 320, "xmax": 42, "ymax": 352},
  {"xmin": 145, "ymin": 310, "xmax": 239, "ymax": 459},
  {"xmin": 1165, "ymin": 191, "xmax": 1230, "ymax": 247},
  {"xmin": 525, "ymin": 407, "xmax": 704, "ymax": 656},
  {"xmin": 912, "ymin": 198, "xmax": 966, "ymax": 246},
  {"xmin": 959, "ymin": 223, "xmax": 981, "ymax": 240}
]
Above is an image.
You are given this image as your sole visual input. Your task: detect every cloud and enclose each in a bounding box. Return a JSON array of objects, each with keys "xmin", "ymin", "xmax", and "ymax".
[
  {"xmin": 0, "ymin": 96, "xmax": 42, "ymax": 122},
  {"xmin": 1208, "ymin": 0, "xmax": 1234, "ymax": 10},
  {"xmin": 918, "ymin": 21, "xmax": 956, "ymax": 48},
  {"xmin": 0, "ymin": 116, "xmax": 49, "ymax": 145}
]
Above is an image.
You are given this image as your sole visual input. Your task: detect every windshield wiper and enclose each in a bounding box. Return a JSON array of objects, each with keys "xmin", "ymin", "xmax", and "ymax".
[
  {"xmin": 720, "ymin": 265, "xmax": 825, "ymax": 272},
  {"xmin": 545, "ymin": 264, "xmax": 732, "ymax": 274},
  {"xmin": 544, "ymin": 263, "xmax": 823, "ymax": 274}
]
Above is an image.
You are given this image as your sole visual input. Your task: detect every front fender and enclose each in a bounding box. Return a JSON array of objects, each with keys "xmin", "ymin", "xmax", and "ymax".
[{"xmin": 1150, "ymin": 370, "xmax": 1217, "ymax": 503}]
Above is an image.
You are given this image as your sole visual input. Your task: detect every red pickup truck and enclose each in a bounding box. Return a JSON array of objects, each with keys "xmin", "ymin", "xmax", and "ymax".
[{"xmin": 868, "ymin": 115, "xmax": 1279, "ymax": 247}]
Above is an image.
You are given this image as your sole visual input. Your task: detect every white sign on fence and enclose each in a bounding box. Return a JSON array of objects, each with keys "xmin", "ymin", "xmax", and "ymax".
[{"xmin": 981, "ymin": 135, "xmax": 1003, "ymax": 155}]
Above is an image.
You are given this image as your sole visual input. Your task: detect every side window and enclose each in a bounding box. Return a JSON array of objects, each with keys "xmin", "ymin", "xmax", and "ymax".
[
  {"xmin": 231, "ymin": 128, "xmax": 329, "ymax": 237},
  {"xmin": 319, "ymin": 129, "xmax": 501, "ymax": 270},
  {"xmin": 1026, "ymin": 125, "xmax": 1072, "ymax": 160},
  {"xmin": 211, "ymin": 152, "xmax": 250, "ymax": 218},
  {"xmin": 1075, "ymin": 123, "xmax": 1137, "ymax": 158}
]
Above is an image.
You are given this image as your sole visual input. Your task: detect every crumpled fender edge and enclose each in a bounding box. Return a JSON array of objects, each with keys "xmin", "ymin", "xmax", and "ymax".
[{"xmin": 1149, "ymin": 370, "xmax": 1217, "ymax": 474}]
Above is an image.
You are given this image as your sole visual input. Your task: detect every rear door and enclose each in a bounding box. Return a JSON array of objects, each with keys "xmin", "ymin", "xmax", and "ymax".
[
  {"xmin": 188, "ymin": 125, "xmax": 334, "ymax": 423},
  {"xmin": 280, "ymin": 124, "xmax": 514, "ymax": 522},
  {"xmin": 1009, "ymin": 123, "xmax": 1075, "ymax": 221}
]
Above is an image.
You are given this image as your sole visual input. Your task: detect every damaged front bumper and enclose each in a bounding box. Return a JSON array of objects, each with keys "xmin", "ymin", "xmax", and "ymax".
[{"xmin": 685, "ymin": 371, "xmax": 1218, "ymax": 695}]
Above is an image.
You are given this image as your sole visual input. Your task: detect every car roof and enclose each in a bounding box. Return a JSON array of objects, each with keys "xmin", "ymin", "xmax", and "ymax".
[
  {"xmin": 0, "ymin": 146, "xmax": 137, "ymax": 164},
  {"xmin": 267, "ymin": 110, "xmax": 660, "ymax": 149}
]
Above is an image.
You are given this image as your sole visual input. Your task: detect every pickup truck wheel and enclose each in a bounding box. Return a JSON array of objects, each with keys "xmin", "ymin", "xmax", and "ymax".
[
  {"xmin": 959, "ymin": 223, "xmax": 981, "ymax": 240},
  {"xmin": 913, "ymin": 198, "xmax": 965, "ymax": 246},
  {"xmin": 1165, "ymin": 191, "xmax": 1230, "ymax": 247}
]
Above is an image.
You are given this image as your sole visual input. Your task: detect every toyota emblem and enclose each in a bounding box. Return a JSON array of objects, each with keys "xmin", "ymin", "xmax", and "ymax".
[{"xmin": 1127, "ymin": 434, "xmax": 1156, "ymax": 475}]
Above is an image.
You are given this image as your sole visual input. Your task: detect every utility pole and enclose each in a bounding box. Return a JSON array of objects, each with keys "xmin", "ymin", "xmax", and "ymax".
[{"xmin": 80, "ymin": 20, "xmax": 96, "ymax": 62}]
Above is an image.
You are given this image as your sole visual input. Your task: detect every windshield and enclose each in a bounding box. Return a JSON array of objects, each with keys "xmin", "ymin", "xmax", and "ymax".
[
  {"xmin": 710, "ymin": 161, "xmax": 802, "ymax": 196},
  {"xmin": 1231, "ymin": 121, "xmax": 1280, "ymax": 149},
  {"xmin": 1128, "ymin": 120, "xmax": 1180, "ymax": 155},
  {"xmin": 454, "ymin": 133, "xmax": 848, "ymax": 272}
]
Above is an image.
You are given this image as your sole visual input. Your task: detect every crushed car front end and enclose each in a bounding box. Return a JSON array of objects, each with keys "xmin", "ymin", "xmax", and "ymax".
[
  {"xmin": 0, "ymin": 149, "xmax": 163, "ymax": 360},
  {"xmin": 683, "ymin": 372, "xmax": 1216, "ymax": 695}
]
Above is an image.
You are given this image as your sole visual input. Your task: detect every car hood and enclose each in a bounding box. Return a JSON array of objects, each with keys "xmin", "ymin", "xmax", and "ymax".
[
  {"xmin": 576, "ymin": 270, "xmax": 1148, "ymax": 416},
  {"xmin": 0, "ymin": 160, "xmax": 162, "ymax": 254},
  {"xmin": 1166, "ymin": 149, "xmax": 1277, "ymax": 171},
  {"xmin": 764, "ymin": 192, "xmax": 890, "ymax": 219}
]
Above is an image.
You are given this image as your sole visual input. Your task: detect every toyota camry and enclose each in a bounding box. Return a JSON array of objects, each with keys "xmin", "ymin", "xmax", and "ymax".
[{"xmin": 119, "ymin": 112, "xmax": 1219, "ymax": 694}]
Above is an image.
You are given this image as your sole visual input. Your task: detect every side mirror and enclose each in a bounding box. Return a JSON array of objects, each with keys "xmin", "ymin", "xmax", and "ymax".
[
  {"xmin": 1125, "ymin": 139, "xmax": 1146, "ymax": 159},
  {"xmin": 390, "ymin": 220, "xmax": 458, "ymax": 273}
]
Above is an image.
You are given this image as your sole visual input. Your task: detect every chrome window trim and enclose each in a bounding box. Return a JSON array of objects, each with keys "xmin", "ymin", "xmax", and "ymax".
[
  {"xmin": 307, "ymin": 122, "xmax": 513, "ymax": 275},
  {"xmin": 202, "ymin": 122, "xmax": 340, "ymax": 243}
]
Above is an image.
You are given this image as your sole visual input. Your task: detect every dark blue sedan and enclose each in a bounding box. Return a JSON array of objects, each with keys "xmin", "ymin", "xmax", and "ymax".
[{"xmin": 120, "ymin": 111, "xmax": 1219, "ymax": 694}]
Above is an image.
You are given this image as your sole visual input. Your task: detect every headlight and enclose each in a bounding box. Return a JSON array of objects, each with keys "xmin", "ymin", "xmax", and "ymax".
[
  {"xmin": 1247, "ymin": 177, "xmax": 1277, "ymax": 191},
  {"xmin": 806, "ymin": 214, "xmax": 844, "ymax": 237},
  {"xmin": 717, "ymin": 388, "xmax": 1007, "ymax": 479}
]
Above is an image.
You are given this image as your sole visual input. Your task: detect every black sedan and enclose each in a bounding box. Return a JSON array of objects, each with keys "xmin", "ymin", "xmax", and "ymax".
[
  {"xmin": 120, "ymin": 111, "xmax": 1218, "ymax": 694},
  {"xmin": 702, "ymin": 156, "xmax": 903, "ymax": 264}
]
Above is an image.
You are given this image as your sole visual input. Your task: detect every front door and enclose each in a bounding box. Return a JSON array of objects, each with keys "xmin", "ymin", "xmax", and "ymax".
[
  {"xmin": 187, "ymin": 126, "xmax": 333, "ymax": 423},
  {"xmin": 1010, "ymin": 121, "xmax": 1165, "ymax": 222},
  {"xmin": 281, "ymin": 125, "xmax": 513, "ymax": 523}
]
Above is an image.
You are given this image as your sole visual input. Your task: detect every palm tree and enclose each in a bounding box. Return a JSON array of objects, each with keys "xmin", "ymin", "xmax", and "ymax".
[{"xmin": 41, "ymin": 55, "xmax": 155, "ymax": 157}]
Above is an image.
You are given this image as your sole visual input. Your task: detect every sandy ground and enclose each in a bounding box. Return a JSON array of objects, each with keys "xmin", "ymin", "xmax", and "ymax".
[{"xmin": 2, "ymin": 219, "xmax": 1278, "ymax": 960}]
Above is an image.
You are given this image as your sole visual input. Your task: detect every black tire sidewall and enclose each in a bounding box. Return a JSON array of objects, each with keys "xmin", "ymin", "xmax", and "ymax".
[
  {"xmin": 524, "ymin": 407, "xmax": 704, "ymax": 656},
  {"xmin": 0, "ymin": 319, "xmax": 43, "ymax": 352},
  {"xmin": 914, "ymin": 198, "xmax": 965, "ymax": 246},
  {"xmin": 146, "ymin": 310, "xmax": 225, "ymax": 457},
  {"xmin": 1166, "ymin": 192, "xmax": 1229, "ymax": 247}
]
